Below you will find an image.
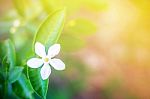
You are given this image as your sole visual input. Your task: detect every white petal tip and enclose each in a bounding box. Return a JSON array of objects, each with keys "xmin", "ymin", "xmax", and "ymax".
[
  {"xmin": 41, "ymin": 76, "xmax": 49, "ymax": 80},
  {"xmin": 62, "ymin": 66, "xmax": 66, "ymax": 70},
  {"xmin": 40, "ymin": 64, "xmax": 51, "ymax": 80},
  {"xmin": 35, "ymin": 42, "xmax": 41, "ymax": 45},
  {"xmin": 50, "ymin": 59, "xmax": 65, "ymax": 70},
  {"xmin": 58, "ymin": 64, "xmax": 65, "ymax": 70},
  {"xmin": 35, "ymin": 42, "xmax": 46, "ymax": 57},
  {"xmin": 53, "ymin": 44, "xmax": 61, "ymax": 50},
  {"xmin": 56, "ymin": 44, "xmax": 60, "ymax": 47},
  {"xmin": 48, "ymin": 44, "xmax": 61, "ymax": 57}
]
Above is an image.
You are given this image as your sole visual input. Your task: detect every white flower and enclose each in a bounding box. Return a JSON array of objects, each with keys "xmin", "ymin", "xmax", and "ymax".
[{"xmin": 27, "ymin": 42, "xmax": 65, "ymax": 80}]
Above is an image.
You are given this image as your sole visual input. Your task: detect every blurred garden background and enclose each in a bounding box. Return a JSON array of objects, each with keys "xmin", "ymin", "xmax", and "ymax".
[{"xmin": 1, "ymin": 0, "xmax": 150, "ymax": 99}]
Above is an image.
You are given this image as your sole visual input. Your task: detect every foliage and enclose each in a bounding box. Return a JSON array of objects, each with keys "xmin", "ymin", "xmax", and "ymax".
[{"xmin": 0, "ymin": 0, "xmax": 99, "ymax": 98}]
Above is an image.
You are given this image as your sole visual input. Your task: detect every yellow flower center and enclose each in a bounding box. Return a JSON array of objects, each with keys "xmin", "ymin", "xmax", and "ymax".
[{"xmin": 44, "ymin": 58, "xmax": 49, "ymax": 62}]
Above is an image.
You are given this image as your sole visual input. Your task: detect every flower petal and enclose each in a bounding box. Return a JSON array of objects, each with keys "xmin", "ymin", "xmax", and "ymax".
[
  {"xmin": 40, "ymin": 64, "xmax": 51, "ymax": 80},
  {"xmin": 50, "ymin": 58, "xmax": 65, "ymax": 70},
  {"xmin": 27, "ymin": 58, "xmax": 43, "ymax": 68},
  {"xmin": 48, "ymin": 44, "xmax": 60, "ymax": 58},
  {"xmin": 35, "ymin": 42, "xmax": 46, "ymax": 57}
]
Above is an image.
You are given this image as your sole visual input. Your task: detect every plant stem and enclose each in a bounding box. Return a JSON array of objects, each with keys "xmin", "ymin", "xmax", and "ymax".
[
  {"xmin": 4, "ymin": 62, "xmax": 8, "ymax": 98},
  {"xmin": 4, "ymin": 79, "xmax": 8, "ymax": 98}
]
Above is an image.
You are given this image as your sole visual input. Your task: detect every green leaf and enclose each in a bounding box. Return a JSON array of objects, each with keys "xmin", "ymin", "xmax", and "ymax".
[
  {"xmin": 28, "ymin": 68, "xmax": 48, "ymax": 98},
  {"xmin": 1, "ymin": 56, "xmax": 9, "ymax": 79},
  {"xmin": 8, "ymin": 67, "xmax": 24, "ymax": 83},
  {"xmin": 13, "ymin": 0, "xmax": 42, "ymax": 19},
  {"xmin": 0, "ymin": 42, "xmax": 5, "ymax": 60},
  {"xmin": 4, "ymin": 39, "xmax": 16, "ymax": 69},
  {"xmin": 0, "ymin": 39, "xmax": 16, "ymax": 67},
  {"xmin": 66, "ymin": 18, "xmax": 97, "ymax": 37},
  {"xmin": 59, "ymin": 34, "xmax": 85, "ymax": 52},
  {"xmin": 28, "ymin": 9, "xmax": 65, "ymax": 98},
  {"xmin": 33, "ymin": 8, "xmax": 65, "ymax": 49},
  {"xmin": 12, "ymin": 74, "xmax": 34, "ymax": 99}
]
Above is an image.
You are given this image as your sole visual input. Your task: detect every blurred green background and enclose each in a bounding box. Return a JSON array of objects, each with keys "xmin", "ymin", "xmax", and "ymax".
[{"xmin": 1, "ymin": 0, "xmax": 150, "ymax": 99}]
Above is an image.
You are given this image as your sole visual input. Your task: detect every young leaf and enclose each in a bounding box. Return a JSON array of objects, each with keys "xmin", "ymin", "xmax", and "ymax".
[
  {"xmin": 4, "ymin": 39, "xmax": 16, "ymax": 69},
  {"xmin": 66, "ymin": 18, "xmax": 97, "ymax": 37},
  {"xmin": 0, "ymin": 40, "xmax": 16, "ymax": 83},
  {"xmin": 28, "ymin": 9, "xmax": 65, "ymax": 98},
  {"xmin": 8, "ymin": 67, "xmax": 24, "ymax": 83},
  {"xmin": 12, "ymin": 74, "xmax": 34, "ymax": 99},
  {"xmin": 33, "ymin": 8, "xmax": 65, "ymax": 49}
]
